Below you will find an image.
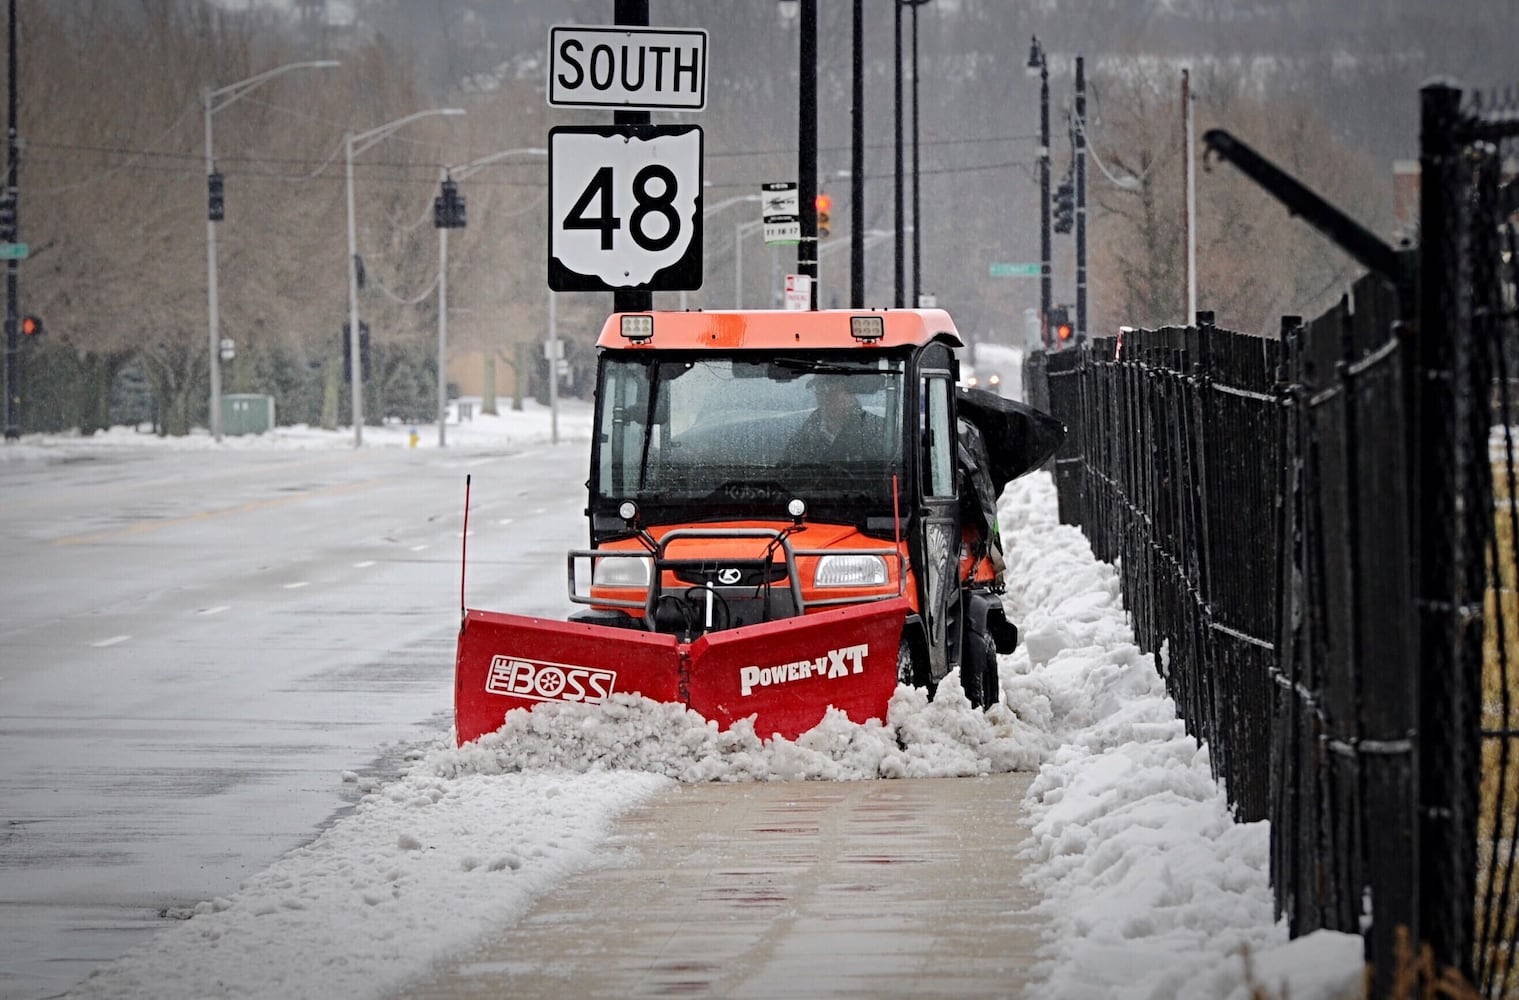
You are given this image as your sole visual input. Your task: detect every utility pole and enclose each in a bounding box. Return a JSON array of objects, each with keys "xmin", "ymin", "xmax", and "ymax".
[
  {"xmin": 849, "ymin": 0, "xmax": 864, "ymax": 308},
  {"xmin": 1028, "ymin": 38, "xmax": 1050, "ymax": 350},
  {"xmin": 1183, "ymin": 68, "xmax": 1197, "ymax": 323},
  {"xmin": 1075, "ymin": 55, "xmax": 1087, "ymax": 344},
  {"xmin": 910, "ymin": 0, "xmax": 923, "ymax": 306},
  {"xmin": 4, "ymin": 0, "xmax": 19, "ymax": 440},
  {"xmin": 892, "ymin": 1, "xmax": 905, "ymax": 308},
  {"xmin": 613, "ymin": 0, "xmax": 652, "ymax": 315},
  {"xmin": 799, "ymin": 0, "xmax": 818, "ymax": 309}
]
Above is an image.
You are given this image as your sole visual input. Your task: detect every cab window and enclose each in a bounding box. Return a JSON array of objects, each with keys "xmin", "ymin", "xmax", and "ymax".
[{"xmin": 922, "ymin": 376, "xmax": 954, "ymax": 498}]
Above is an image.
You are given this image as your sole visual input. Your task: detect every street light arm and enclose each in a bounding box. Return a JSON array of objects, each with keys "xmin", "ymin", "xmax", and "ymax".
[
  {"xmin": 704, "ymin": 193, "xmax": 762, "ymax": 218},
  {"xmin": 207, "ymin": 60, "xmax": 340, "ymax": 114},
  {"xmin": 350, "ymin": 108, "xmax": 466, "ymax": 158},
  {"xmin": 444, "ymin": 146, "xmax": 548, "ymax": 184}
]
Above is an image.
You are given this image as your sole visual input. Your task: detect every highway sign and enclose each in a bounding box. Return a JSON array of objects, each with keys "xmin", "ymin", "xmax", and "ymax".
[
  {"xmin": 548, "ymin": 26, "xmax": 708, "ymax": 110},
  {"xmin": 548, "ymin": 124, "xmax": 704, "ymax": 292},
  {"xmin": 989, "ymin": 262, "xmax": 1040, "ymax": 278},
  {"xmin": 0, "ymin": 242, "xmax": 29, "ymax": 260}
]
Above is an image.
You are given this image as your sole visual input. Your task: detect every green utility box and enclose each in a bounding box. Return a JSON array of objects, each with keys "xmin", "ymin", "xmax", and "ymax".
[{"xmin": 222, "ymin": 394, "xmax": 276, "ymax": 436}]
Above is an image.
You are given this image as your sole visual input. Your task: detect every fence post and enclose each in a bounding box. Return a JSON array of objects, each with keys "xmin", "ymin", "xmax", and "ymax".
[{"xmin": 1414, "ymin": 78, "xmax": 1474, "ymax": 981}]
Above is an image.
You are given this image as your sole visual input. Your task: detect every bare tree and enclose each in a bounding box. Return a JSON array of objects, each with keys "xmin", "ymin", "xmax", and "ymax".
[{"xmin": 1086, "ymin": 59, "xmax": 1389, "ymax": 338}]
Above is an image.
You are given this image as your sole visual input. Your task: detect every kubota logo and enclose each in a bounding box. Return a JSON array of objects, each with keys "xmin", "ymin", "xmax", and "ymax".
[
  {"xmin": 486, "ymin": 655, "xmax": 616, "ymax": 704},
  {"xmin": 739, "ymin": 643, "xmax": 869, "ymax": 697},
  {"xmin": 717, "ymin": 567, "xmax": 742, "ymax": 585}
]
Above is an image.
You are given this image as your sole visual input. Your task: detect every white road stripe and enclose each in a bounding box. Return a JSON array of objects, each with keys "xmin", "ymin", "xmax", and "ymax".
[
  {"xmin": 197, "ymin": 606, "xmax": 230, "ymax": 617},
  {"xmin": 92, "ymin": 635, "xmax": 131, "ymax": 648},
  {"xmin": 284, "ymin": 581, "xmax": 310, "ymax": 590},
  {"xmin": 410, "ymin": 544, "xmax": 428, "ymax": 552},
  {"xmin": 354, "ymin": 560, "xmax": 376, "ymax": 568}
]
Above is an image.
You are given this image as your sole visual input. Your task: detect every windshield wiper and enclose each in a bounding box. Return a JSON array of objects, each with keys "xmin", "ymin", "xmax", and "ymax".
[
  {"xmin": 637, "ymin": 365, "xmax": 660, "ymax": 491},
  {"xmin": 770, "ymin": 357, "xmax": 879, "ymax": 376}
]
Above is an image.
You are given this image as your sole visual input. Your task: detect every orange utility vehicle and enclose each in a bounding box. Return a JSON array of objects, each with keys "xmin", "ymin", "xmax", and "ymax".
[{"xmin": 454, "ymin": 308, "xmax": 1063, "ymax": 745}]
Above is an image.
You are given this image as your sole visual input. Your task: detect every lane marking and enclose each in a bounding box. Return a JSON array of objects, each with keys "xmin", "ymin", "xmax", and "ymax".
[
  {"xmin": 92, "ymin": 635, "xmax": 131, "ymax": 648},
  {"xmin": 284, "ymin": 581, "xmax": 310, "ymax": 590},
  {"xmin": 497, "ymin": 518, "xmax": 514, "ymax": 526},
  {"xmin": 197, "ymin": 606, "xmax": 230, "ymax": 617},
  {"xmin": 409, "ymin": 544, "xmax": 428, "ymax": 552},
  {"xmin": 53, "ymin": 478, "xmax": 385, "ymax": 546},
  {"xmin": 354, "ymin": 560, "xmax": 376, "ymax": 568}
]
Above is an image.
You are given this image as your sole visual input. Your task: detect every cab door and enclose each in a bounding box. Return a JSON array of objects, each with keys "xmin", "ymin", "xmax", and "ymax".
[{"xmin": 915, "ymin": 348, "xmax": 961, "ymax": 681}]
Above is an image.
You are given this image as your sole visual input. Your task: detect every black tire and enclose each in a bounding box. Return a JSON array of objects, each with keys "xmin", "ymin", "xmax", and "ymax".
[
  {"xmin": 960, "ymin": 629, "xmax": 998, "ymax": 709},
  {"xmin": 897, "ymin": 634, "xmax": 927, "ymax": 689}
]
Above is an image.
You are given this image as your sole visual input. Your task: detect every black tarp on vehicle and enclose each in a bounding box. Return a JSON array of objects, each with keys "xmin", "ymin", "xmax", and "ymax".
[{"xmin": 956, "ymin": 387, "xmax": 1066, "ymax": 493}]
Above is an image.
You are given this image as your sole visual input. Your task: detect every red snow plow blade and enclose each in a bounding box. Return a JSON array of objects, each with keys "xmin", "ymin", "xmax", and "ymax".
[{"xmin": 454, "ymin": 597, "xmax": 909, "ymax": 745}]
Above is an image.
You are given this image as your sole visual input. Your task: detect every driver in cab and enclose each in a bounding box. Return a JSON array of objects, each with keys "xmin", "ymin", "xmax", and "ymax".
[{"xmin": 784, "ymin": 374, "xmax": 885, "ymax": 464}]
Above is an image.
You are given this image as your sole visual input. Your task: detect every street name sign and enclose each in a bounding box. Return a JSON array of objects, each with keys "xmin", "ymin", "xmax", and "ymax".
[
  {"xmin": 989, "ymin": 262, "xmax": 1040, "ymax": 278},
  {"xmin": 0, "ymin": 242, "xmax": 29, "ymax": 260},
  {"xmin": 548, "ymin": 124, "xmax": 704, "ymax": 292},
  {"xmin": 548, "ymin": 26, "xmax": 708, "ymax": 110}
]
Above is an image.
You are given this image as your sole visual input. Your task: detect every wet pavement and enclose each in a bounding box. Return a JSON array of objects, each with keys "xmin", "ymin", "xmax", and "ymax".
[{"xmin": 402, "ymin": 772, "xmax": 1042, "ymax": 998}]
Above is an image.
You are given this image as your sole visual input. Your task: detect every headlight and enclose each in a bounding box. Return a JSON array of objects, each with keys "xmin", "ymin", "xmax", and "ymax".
[
  {"xmin": 814, "ymin": 554, "xmax": 888, "ymax": 588},
  {"xmin": 593, "ymin": 555, "xmax": 651, "ymax": 587}
]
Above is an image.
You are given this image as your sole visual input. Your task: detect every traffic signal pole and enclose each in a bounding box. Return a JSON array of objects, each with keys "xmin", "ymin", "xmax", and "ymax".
[
  {"xmin": 1030, "ymin": 37, "xmax": 1050, "ymax": 350},
  {"xmin": 798, "ymin": 0, "xmax": 818, "ymax": 309},
  {"xmin": 1075, "ymin": 55, "xmax": 1088, "ymax": 344},
  {"xmin": 4, "ymin": 0, "xmax": 19, "ymax": 441}
]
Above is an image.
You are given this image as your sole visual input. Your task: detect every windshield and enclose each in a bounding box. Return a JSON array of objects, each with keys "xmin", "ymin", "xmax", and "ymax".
[{"xmin": 595, "ymin": 354, "xmax": 907, "ymax": 522}]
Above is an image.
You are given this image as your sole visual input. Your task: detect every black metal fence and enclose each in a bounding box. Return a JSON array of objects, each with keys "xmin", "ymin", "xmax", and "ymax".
[{"xmin": 1028, "ymin": 81, "xmax": 1519, "ymax": 995}]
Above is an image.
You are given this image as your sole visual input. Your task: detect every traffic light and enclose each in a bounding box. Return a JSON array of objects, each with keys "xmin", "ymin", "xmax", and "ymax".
[
  {"xmin": 20, "ymin": 314, "xmax": 42, "ymax": 338},
  {"xmin": 1053, "ymin": 180, "xmax": 1074, "ymax": 234},
  {"xmin": 435, "ymin": 178, "xmax": 466, "ymax": 229},
  {"xmin": 342, "ymin": 321, "xmax": 372, "ymax": 382},
  {"xmin": 1048, "ymin": 306, "xmax": 1072, "ymax": 347},
  {"xmin": 0, "ymin": 196, "xmax": 15, "ymax": 241},
  {"xmin": 815, "ymin": 192, "xmax": 832, "ymax": 238},
  {"xmin": 208, "ymin": 172, "xmax": 225, "ymax": 222}
]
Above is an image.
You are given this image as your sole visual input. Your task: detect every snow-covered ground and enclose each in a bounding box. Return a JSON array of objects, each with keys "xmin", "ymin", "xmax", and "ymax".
[{"xmin": 9, "ymin": 403, "xmax": 1362, "ymax": 999}]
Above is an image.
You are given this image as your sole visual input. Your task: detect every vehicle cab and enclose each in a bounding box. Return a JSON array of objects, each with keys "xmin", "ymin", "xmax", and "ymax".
[{"xmin": 567, "ymin": 308, "xmax": 1011, "ymax": 704}]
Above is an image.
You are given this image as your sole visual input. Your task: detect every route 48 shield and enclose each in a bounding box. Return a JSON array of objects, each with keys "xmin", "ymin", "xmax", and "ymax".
[{"xmin": 548, "ymin": 124, "xmax": 703, "ymax": 292}]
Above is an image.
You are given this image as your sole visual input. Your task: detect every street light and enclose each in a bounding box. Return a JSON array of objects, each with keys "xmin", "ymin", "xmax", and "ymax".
[
  {"xmin": 734, "ymin": 217, "xmax": 766, "ymax": 308},
  {"xmin": 1026, "ymin": 37, "xmax": 1050, "ymax": 349},
  {"xmin": 894, "ymin": 0, "xmax": 930, "ymax": 308},
  {"xmin": 345, "ymin": 107, "xmax": 464, "ymax": 447},
  {"xmin": 694, "ymin": 194, "xmax": 761, "ymax": 311},
  {"xmin": 435, "ymin": 147, "xmax": 546, "ymax": 448},
  {"xmin": 204, "ymin": 59, "xmax": 338, "ymax": 442}
]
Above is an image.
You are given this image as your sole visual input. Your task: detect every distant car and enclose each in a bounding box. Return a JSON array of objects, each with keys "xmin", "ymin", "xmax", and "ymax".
[{"xmin": 961, "ymin": 369, "xmax": 1004, "ymax": 395}]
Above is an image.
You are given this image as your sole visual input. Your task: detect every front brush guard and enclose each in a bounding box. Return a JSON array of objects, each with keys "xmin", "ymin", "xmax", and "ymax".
[{"xmin": 567, "ymin": 527, "xmax": 907, "ymax": 638}]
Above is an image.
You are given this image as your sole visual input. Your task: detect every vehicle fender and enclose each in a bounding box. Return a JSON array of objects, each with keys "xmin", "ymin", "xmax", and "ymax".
[{"xmin": 964, "ymin": 589, "xmax": 1019, "ymax": 655}]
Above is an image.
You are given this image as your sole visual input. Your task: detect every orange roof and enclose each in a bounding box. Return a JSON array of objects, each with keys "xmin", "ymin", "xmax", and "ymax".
[{"xmin": 595, "ymin": 308, "xmax": 962, "ymax": 351}]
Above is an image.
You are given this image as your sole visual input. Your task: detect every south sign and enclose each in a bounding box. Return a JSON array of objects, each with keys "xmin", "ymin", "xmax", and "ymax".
[{"xmin": 548, "ymin": 25, "xmax": 708, "ymax": 111}]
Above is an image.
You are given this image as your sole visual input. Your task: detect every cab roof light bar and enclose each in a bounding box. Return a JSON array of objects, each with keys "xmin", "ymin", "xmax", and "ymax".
[{"xmin": 850, "ymin": 315, "xmax": 885, "ymax": 343}]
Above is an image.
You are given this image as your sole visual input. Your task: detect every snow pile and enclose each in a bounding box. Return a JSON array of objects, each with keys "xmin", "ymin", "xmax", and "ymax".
[
  {"xmin": 70, "ymin": 768, "xmax": 669, "ymax": 1000},
  {"xmin": 433, "ymin": 684, "xmax": 1044, "ymax": 783},
  {"xmin": 0, "ymin": 397, "xmax": 593, "ymax": 465},
  {"xmin": 996, "ymin": 474, "xmax": 1362, "ymax": 1000}
]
